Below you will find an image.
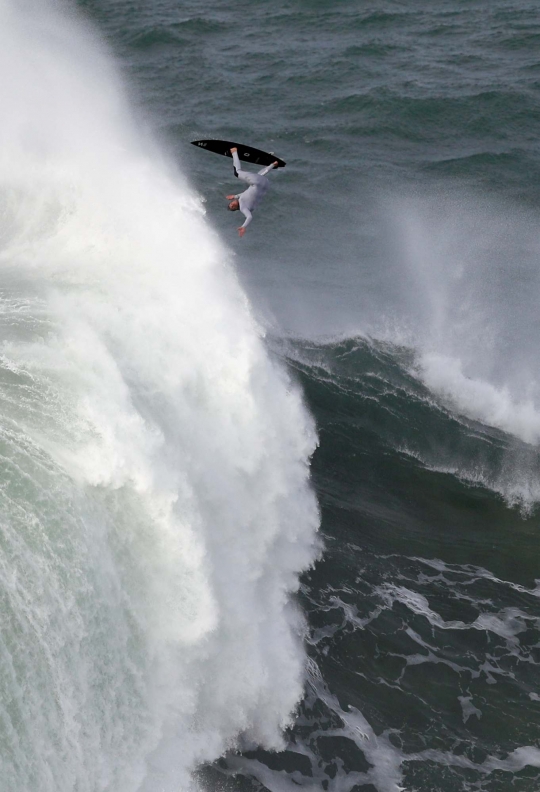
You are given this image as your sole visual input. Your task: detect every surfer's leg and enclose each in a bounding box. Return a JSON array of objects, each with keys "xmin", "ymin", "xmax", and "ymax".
[
  {"xmin": 231, "ymin": 149, "xmax": 257, "ymax": 186},
  {"xmin": 232, "ymin": 149, "xmax": 241, "ymax": 178}
]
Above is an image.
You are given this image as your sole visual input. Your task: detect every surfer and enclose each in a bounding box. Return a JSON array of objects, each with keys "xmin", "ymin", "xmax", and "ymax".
[{"xmin": 226, "ymin": 147, "xmax": 278, "ymax": 237}]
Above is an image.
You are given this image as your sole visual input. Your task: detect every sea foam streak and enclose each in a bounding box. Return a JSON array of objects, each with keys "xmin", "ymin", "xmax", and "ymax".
[{"xmin": 0, "ymin": 1, "xmax": 319, "ymax": 790}]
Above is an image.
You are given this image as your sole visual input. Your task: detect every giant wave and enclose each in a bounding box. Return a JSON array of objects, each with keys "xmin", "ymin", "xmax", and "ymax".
[{"xmin": 0, "ymin": 2, "xmax": 320, "ymax": 790}]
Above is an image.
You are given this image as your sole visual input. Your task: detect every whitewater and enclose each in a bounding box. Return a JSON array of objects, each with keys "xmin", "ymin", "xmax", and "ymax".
[{"xmin": 0, "ymin": 1, "xmax": 320, "ymax": 790}]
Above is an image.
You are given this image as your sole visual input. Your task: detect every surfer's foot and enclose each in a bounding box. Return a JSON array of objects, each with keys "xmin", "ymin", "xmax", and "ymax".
[{"xmin": 230, "ymin": 147, "xmax": 237, "ymax": 153}]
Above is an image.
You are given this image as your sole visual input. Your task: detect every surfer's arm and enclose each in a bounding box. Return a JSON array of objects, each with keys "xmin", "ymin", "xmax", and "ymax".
[
  {"xmin": 239, "ymin": 208, "xmax": 252, "ymax": 229},
  {"xmin": 237, "ymin": 208, "xmax": 252, "ymax": 237}
]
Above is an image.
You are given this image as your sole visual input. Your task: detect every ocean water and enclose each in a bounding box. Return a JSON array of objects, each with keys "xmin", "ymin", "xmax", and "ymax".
[{"xmin": 1, "ymin": 0, "xmax": 539, "ymax": 790}]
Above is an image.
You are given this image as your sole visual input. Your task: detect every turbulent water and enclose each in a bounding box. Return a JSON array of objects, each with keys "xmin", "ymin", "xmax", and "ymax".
[{"xmin": 1, "ymin": 0, "xmax": 540, "ymax": 791}]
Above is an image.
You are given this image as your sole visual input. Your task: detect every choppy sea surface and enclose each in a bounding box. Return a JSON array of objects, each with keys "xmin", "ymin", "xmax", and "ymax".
[{"xmin": 0, "ymin": 1, "xmax": 539, "ymax": 790}]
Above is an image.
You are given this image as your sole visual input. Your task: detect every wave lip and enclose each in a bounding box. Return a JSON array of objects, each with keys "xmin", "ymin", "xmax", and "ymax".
[{"xmin": 418, "ymin": 352, "xmax": 540, "ymax": 446}]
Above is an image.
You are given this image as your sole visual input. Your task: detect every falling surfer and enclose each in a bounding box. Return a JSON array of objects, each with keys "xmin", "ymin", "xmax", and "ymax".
[
  {"xmin": 190, "ymin": 139, "xmax": 285, "ymax": 236},
  {"xmin": 226, "ymin": 147, "xmax": 279, "ymax": 237}
]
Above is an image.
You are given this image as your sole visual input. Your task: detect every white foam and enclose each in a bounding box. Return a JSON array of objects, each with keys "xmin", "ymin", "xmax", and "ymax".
[
  {"xmin": 458, "ymin": 695, "xmax": 482, "ymax": 724},
  {"xmin": 375, "ymin": 196, "xmax": 540, "ymax": 507},
  {"xmin": 380, "ymin": 585, "xmax": 532, "ymax": 645},
  {"xmin": 418, "ymin": 352, "xmax": 540, "ymax": 445},
  {"xmin": 413, "ymin": 557, "xmax": 540, "ymax": 599},
  {"xmin": 409, "ymin": 745, "xmax": 540, "ymax": 775},
  {"xmin": 0, "ymin": 1, "xmax": 320, "ymax": 789}
]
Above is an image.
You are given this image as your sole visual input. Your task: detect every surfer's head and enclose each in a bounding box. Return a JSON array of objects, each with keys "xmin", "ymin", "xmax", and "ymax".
[{"xmin": 228, "ymin": 199, "xmax": 240, "ymax": 211}]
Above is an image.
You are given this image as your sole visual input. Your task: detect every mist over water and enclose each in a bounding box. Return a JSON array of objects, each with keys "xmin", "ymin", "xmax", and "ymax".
[
  {"xmin": 0, "ymin": 1, "xmax": 319, "ymax": 789},
  {"xmin": 376, "ymin": 195, "xmax": 540, "ymax": 437},
  {"xmin": 271, "ymin": 189, "xmax": 540, "ymax": 437}
]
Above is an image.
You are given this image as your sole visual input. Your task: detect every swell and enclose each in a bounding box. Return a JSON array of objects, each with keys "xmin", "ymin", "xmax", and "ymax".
[{"xmin": 276, "ymin": 336, "xmax": 540, "ymax": 516}]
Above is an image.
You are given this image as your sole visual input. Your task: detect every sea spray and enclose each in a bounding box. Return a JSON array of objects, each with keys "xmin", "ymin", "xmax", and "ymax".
[{"xmin": 0, "ymin": 1, "xmax": 320, "ymax": 789}]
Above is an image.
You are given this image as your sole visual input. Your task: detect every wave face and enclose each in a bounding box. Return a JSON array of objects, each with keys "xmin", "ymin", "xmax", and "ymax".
[
  {"xmin": 0, "ymin": 2, "xmax": 320, "ymax": 789},
  {"xmin": 279, "ymin": 337, "xmax": 540, "ymax": 514}
]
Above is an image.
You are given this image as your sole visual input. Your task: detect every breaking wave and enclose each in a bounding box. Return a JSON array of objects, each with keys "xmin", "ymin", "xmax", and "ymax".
[{"xmin": 0, "ymin": 2, "xmax": 320, "ymax": 790}]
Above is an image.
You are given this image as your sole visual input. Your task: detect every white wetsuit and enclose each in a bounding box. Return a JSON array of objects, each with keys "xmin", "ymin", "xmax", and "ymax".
[{"xmin": 232, "ymin": 150, "xmax": 276, "ymax": 229}]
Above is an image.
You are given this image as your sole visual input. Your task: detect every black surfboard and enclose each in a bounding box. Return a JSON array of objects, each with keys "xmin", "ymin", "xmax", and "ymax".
[{"xmin": 191, "ymin": 140, "xmax": 286, "ymax": 168}]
